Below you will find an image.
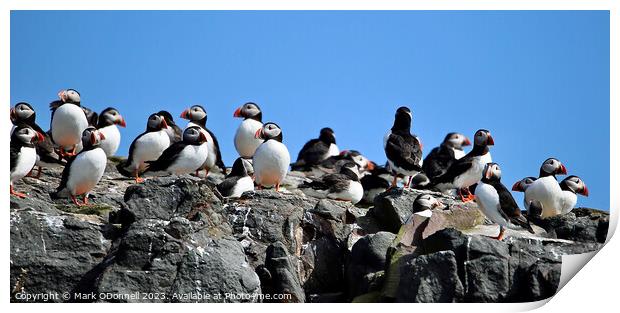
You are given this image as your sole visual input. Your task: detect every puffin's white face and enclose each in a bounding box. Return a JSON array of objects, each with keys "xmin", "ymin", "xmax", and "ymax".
[
  {"xmin": 58, "ymin": 89, "xmax": 81, "ymax": 103},
  {"xmin": 447, "ymin": 133, "xmax": 471, "ymax": 149},
  {"xmin": 541, "ymin": 158, "xmax": 567, "ymax": 176},
  {"xmin": 14, "ymin": 127, "xmax": 43, "ymax": 144},
  {"xmin": 241, "ymin": 158, "xmax": 254, "ymax": 175},
  {"xmin": 562, "ymin": 176, "xmax": 589, "ymax": 196},
  {"xmin": 474, "ymin": 129, "xmax": 494, "ymax": 146},
  {"xmin": 256, "ymin": 123, "xmax": 282, "ymax": 140},
  {"xmin": 183, "ymin": 126, "xmax": 208, "ymax": 144},
  {"xmin": 147, "ymin": 114, "xmax": 168, "ymax": 130},
  {"xmin": 238, "ymin": 102, "xmax": 261, "ymax": 118},
  {"xmin": 341, "ymin": 161, "xmax": 362, "ymax": 178},
  {"xmin": 11, "ymin": 103, "xmax": 35, "ymax": 121},
  {"xmin": 101, "ymin": 108, "xmax": 126, "ymax": 127},
  {"xmin": 415, "ymin": 194, "xmax": 441, "ymax": 210},
  {"xmin": 511, "ymin": 177, "xmax": 536, "ymax": 192},
  {"xmin": 82, "ymin": 127, "xmax": 106, "ymax": 146},
  {"xmin": 483, "ymin": 162, "xmax": 502, "ymax": 180}
]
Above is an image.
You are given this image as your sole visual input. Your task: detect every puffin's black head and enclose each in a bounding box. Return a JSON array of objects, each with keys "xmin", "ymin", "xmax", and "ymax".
[
  {"xmin": 58, "ymin": 89, "xmax": 81, "ymax": 104},
  {"xmin": 413, "ymin": 194, "xmax": 442, "ymax": 213},
  {"xmin": 11, "ymin": 102, "xmax": 36, "ymax": 124},
  {"xmin": 392, "ymin": 106, "xmax": 412, "ymax": 132},
  {"xmin": 319, "ymin": 127, "xmax": 336, "ymax": 144},
  {"xmin": 157, "ymin": 110, "xmax": 176, "ymax": 126},
  {"xmin": 339, "ymin": 161, "xmax": 361, "ymax": 181},
  {"xmin": 560, "ymin": 175, "xmax": 589, "ymax": 197},
  {"xmin": 229, "ymin": 157, "xmax": 253, "ymax": 177},
  {"xmin": 255, "ymin": 122, "xmax": 283, "ymax": 142},
  {"xmin": 146, "ymin": 113, "xmax": 169, "ymax": 131},
  {"xmin": 482, "ymin": 162, "xmax": 502, "ymax": 182},
  {"xmin": 511, "ymin": 176, "xmax": 537, "ymax": 192},
  {"xmin": 98, "ymin": 107, "xmax": 126, "ymax": 128},
  {"xmin": 539, "ymin": 157, "xmax": 567, "ymax": 178},
  {"xmin": 183, "ymin": 126, "xmax": 208, "ymax": 145},
  {"xmin": 81, "ymin": 126, "xmax": 106, "ymax": 148},
  {"xmin": 341, "ymin": 150, "xmax": 374, "ymax": 171},
  {"xmin": 443, "ymin": 132, "xmax": 471, "ymax": 150},
  {"xmin": 473, "ymin": 129, "xmax": 494, "ymax": 147},
  {"xmin": 180, "ymin": 105, "xmax": 207, "ymax": 124},
  {"xmin": 233, "ymin": 102, "xmax": 262, "ymax": 122},
  {"xmin": 11, "ymin": 125, "xmax": 44, "ymax": 146}
]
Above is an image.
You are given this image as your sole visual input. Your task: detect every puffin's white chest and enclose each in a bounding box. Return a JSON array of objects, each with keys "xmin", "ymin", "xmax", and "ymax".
[
  {"xmin": 200, "ymin": 129, "xmax": 218, "ymax": 171},
  {"xmin": 327, "ymin": 143, "xmax": 340, "ymax": 157},
  {"xmin": 235, "ymin": 119, "xmax": 264, "ymax": 158},
  {"xmin": 453, "ymin": 154, "xmax": 488, "ymax": 188},
  {"xmin": 168, "ymin": 144, "xmax": 209, "ymax": 175},
  {"xmin": 11, "ymin": 146, "xmax": 37, "ymax": 182},
  {"xmin": 130, "ymin": 130, "xmax": 171, "ymax": 171},
  {"xmin": 253, "ymin": 140, "xmax": 290, "ymax": 187},
  {"xmin": 475, "ymin": 182, "xmax": 508, "ymax": 227},
  {"xmin": 328, "ymin": 180, "xmax": 363, "ymax": 204},
  {"xmin": 99, "ymin": 125, "xmax": 121, "ymax": 157},
  {"xmin": 51, "ymin": 104, "xmax": 89, "ymax": 148},
  {"xmin": 453, "ymin": 148, "xmax": 466, "ymax": 160},
  {"xmin": 560, "ymin": 191, "xmax": 578, "ymax": 214},
  {"xmin": 66, "ymin": 148, "xmax": 107, "ymax": 195},
  {"xmin": 230, "ymin": 176, "xmax": 255, "ymax": 198},
  {"xmin": 525, "ymin": 176, "xmax": 563, "ymax": 218}
]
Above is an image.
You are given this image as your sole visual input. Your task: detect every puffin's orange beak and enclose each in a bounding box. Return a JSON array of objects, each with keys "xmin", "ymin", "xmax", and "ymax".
[
  {"xmin": 199, "ymin": 132, "xmax": 208, "ymax": 143},
  {"xmin": 33, "ymin": 131, "xmax": 44, "ymax": 143},
  {"xmin": 366, "ymin": 161, "xmax": 376, "ymax": 171},
  {"xmin": 581, "ymin": 185, "xmax": 589, "ymax": 197},
  {"xmin": 486, "ymin": 135, "xmax": 495, "ymax": 146},
  {"xmin": 99, "ymin": 132, "xmax": 106, "ymax": 140},
  {"xmin": 255, "ymin": 128, "xmax": 263, "ymax": 139},
  {"xmin": 463, "ymin": 137, "xmax": 472, "ymax": 146},
  {"xmin": 117, "ymin": 116, "xmax": 126, "ymax": 127},
  {"xmin": 160, "ymin": 118, "xmax": 169, "ymax": 129},
  {"xmin": 10, "ymin": 108, "xmax": 16, "ymax": 121},
  {"xmin": 511, "ymin": 181, "xmax": 523, "ymax": 192},
  {"xmin": 58, "ymin": 90, "xmax": 67, "ymax": 102},
  {"xmin": 485, "ymin": 167, "xmax": 493, "ymax": 180},
  {"xmin": 233, "ymin": 107, "xmax": 242, "ymax": 118},
  {"xmin": 180, "ymin": 109, "xmax": 190, "ymax": 120},
  {"xmin": 558, "ymin": 164, "xmax": 568, "ymax": 175}
]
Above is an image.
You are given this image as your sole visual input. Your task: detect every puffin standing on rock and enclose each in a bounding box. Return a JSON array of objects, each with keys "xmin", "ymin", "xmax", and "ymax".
[
  {"xmin": 253, "ymin": 122, "xmax": 291, "ymax": 191},
  {"xmin": 291, "ymin": 127, "xmax": 339, "ymax": 171},
  {"xmin": 157, "ymin": 110, "xmax": 183, "ymax": 143},
  {"xmin": 50, "ymin": 89, "xmax": 89, "ymax": 157},
  {"xmin": 383, "ymin": 106, "xmax": 423, "ymax": 189},
  {"xmin": 431, "ymin": 129, "xmax": 494, "ymax": 202},
  {"xmin": 233, "ymin": 102, "xmax": 264, "ymax": 159},
  {"xmin": 216, "ymin": 157, "xmax": 255, "ymax": 198},
  {"xmin": 180, "ymin": 105, "xmax": 226, "ymax": 176},
  {"xmin": 299, "ymin": 161, "xmax": 363, "ymax": 204},
  {"xmin": 96, "ymin": 107, "xmax": 126, "ymax": 157},
  {"xmin": 10, "ymin": 126, "xmax": 44, "ymax": 198},
  {"xmin": 116, "ymin": 113, "xmax": 171, "ymax": 183},
  {"xmin": 423, "ymin": 132, "xmax": 471, "ymax": 181},
  {"xmin": 51, "ymin": 127, "xmax": 107, "ymax": 206},
  {"xmin": 475, "ymin": 163, "xmax": 535, "ymax": 240},
  {"xmin": 524, "ymin": 158, "xmax": 568, "ymax": 218},
  {"xmin": 143, "ymin": 126, "xmax": 209, "ymax": 176}
]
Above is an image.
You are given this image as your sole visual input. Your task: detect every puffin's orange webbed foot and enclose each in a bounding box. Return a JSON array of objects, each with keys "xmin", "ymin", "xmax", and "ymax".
[
  {"xmin": 10, "ymin": 186, "xmax": 27, "ymax": 198},
  {"xmin": 71, "ymin": 196, "xmax": 85, "ymax": 206}
]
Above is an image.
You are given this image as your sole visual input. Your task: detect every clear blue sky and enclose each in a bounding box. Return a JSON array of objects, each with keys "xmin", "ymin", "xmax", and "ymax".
[{"xmin": 10, "ymin": 11, "xmax": 609, "ymax": 210}]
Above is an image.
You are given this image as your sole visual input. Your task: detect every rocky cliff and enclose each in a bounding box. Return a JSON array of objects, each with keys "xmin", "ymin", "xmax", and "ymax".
[{"xmin": 10, "ymin": 162, "xmax": 609, "ymax": 303}]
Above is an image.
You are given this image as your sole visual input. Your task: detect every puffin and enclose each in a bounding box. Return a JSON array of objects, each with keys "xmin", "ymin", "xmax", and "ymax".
[
  {"xmin": 410, "ymin": 194, "xmax": 443, "ymax": 218},
  {"xmin": 116, "ymin": 113, "xmax": 171, "ymax": 182},
  {"xmin": 10, "ymin": 125, "xmax": 44, "ymax": 198},
  {"xmin": 422, "ymin": 132, "xmax": 471, "ymax": 181},
  {"xmin": 233, "ymin": 102, "xmax": 264, "ymax": 158},
  {"xmin": 143, "ymin": 126, "xmax": 209, "ymax": 176},
  {"xmin": 475, "ymin": 162, "xmax": 534, "ymax": 240},
  {"xmin": 157, "ymin": 110, "xmax": 183, "ymax": 143},
  {"xmin": 383, "ymin": 106, "xmax": 423, "ymax": 189},
  {"xmin": 523, "ymin": 158, "xmax": 568, "ymax": 218},
  {"xmin": 431, "ymin": 129, "xmax": 494, "ymax": 202},
  {"xmin": 49, "ymin": 89, "xmax": 90, "ymax": 157},
  {"xmin": 51, "ymin": 127, "xmax": 107, "ymax": 206},
  {"xmin": 216, "ymin": 157, "xmax": 255, "ymax": 198},
  {"xmin": 253, "ymin": 122, "xmax": 291, "ymax": 191},
  {"xmin": 291, "ymin": 127, "xmax": 339, "ymax": 171},
  {"xmin": 511, "ymin": 176, "xmax": 538, "ymax": 193},
  {"xmin": 180, "ymin": 105, "xmax": 226, "ymax": 175},
  {"xmin": 96, "ymin": 107, "xmax": 126, "ymax": 157},
  {"xmin": 299, "ymin": 161, "xmax": 364, "ymax": 204},
  {"xmin": 558, "ymin": 175, "xmax": 589, "ymax": 214},
  {"xmin": 360, "ymin": 165, "xmax": 392, "ymax": 203},
  {"xmin": 312, "ymin": 150, "xmax": 375, "ymax": 178},
  {"xmin": 10, "ymin": 102, "xmax": 65, "ymax": 177}
]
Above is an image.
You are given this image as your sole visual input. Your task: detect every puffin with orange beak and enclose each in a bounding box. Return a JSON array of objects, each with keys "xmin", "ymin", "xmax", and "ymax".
[
  {"xmin": 474, "ymin": 163, "xmax": 535, "ymax": 240},
  {"xmin": 10, "ymin": 125, "xmax": 45, "ymax": 198},
  {"xmin": 51, "ymin": 127, "xmax": 108, "ymax": 206},
  {"xmin": 49, "ymin": 89, "xmax": 89, "ymax": 157},
  {"xmin": 180, "ymin": 105, "xmax": 225, "ymax": 176},
  {"xmin": 384, "ymin": 106, "xmax": 423, "ymax": 189},
  {"xmin": 423, "ymin": 132, "xmax": 472, "ymax": 182},
  {"xmin": 524, "ymin": 158, "xmax": 569, "ymax": 218},
  {"xmin": 143, "ymin": 126, "xmax": 210, "ymax": 176},
  {"xmin": 252, "ymin": 122, "xmax": 291, "ymax": 192},
  {"xmin": 558, "ymin": 175, "xmax": 589, "ymax": 214},
  {"xmin": 233, "ymin": 102, "xmax": 264, "ymax": 158},
  {"xmin": 116, "ymin": 113, "xmax": 171, "ymax": 183},
  {"xmin": 96, "ymin": 107, "xmax": 126, "ymax": 157},
  {"xmin": 431, "ymin": 129, "xmax": 494, "ymax": 202}
]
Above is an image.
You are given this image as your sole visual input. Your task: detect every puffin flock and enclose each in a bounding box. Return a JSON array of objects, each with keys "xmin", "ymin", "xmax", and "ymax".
[{"xmin": 10, "ymin": 89, "xmax": 590, "ymax": 240}]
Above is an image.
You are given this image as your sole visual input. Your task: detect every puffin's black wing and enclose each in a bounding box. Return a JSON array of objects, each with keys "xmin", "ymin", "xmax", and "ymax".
[
  {"xmin": 433, "ymin": 156, "xmax": 475, "ymax": 185},
  {"xmin": 37, "ymin": 135, "xmax": 66, "ymax": 165},
  {"xmin": 385, "ymin": 133, "xmax": 422, "ymax": 171},
  {"xmin": 117, "ymin": 131, "xmax": 148, "ymax": 177},
  {"xmin": 10, "ymin": 141, "xmax": 21, "ymax": 173},
  {"xmin": 54, "ymin": 154, "xmax": 77, "ymax": 195},
  {"xmin": 490, "ymin": 180, "xmax": 535, "ymax": 234},
  {"xmin": 171, "ymin": 124, "xmax": 183, "ymax": 142},
  {"xmin": 206, "ymin": 128, "xmax": 226, "ymax": 172},
  {"xmin": 144, "ymin": 142, "xmax": 188, "ymax": 172},
  {"xmin": 423, "ymin": 145, "xmax": 456, "ymax": 180},
  {"xmin": 323, "ymin": 173, "xmax": 351, "ymax": 193},
  {"xmin": 217, "ymin": 176, "xmax": 241, "ymax": 197},
  {"xmin": 83, "ymin": 107, "xmax": 99, "ymax": 127},
  {"xmin": 297, "ymin": 139, "xmax": 329, "ymax": 165},
  {"xmin": 299, "ymin": 177, "xmax": 329, "ymax": 191},
  {"xmin": 361, "ymin": 174, "xmax": 390, "ymax": 190}
]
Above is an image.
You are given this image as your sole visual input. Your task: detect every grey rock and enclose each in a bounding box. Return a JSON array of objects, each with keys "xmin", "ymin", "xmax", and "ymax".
[
  {"xmin": 346, "ymin": 232, "xmax": 396, "ymax": 298},
  {"xmin": 396, "ymin": 251, "xmax": 464, "ymax": 303},
  {"xmin": 262, "ymin": 241, "xmax": 306, "ymax": 302}
]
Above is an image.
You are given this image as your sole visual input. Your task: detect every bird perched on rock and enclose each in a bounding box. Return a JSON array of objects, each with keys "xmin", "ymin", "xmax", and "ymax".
[
  {"xmin": 51, "ymin": 127, "xmax": 107, "ymax": 206},
  {"xmin": 157, "ymin": 110, "xmax": 183, "ymax": 143},
  {"xmin": 360, "ymin": 165, "xmax": 392, "ymax": 203},
  {"xmin": 558, "ymin": 175, "xmax": 589, "ymax": 214},
  {"xmin": 10, "ymin": 125, "xmax": 44, "ymax": 198},
  {"xmin": 524, "ymin": 158, "xmax": 568, "ymax": 218},
  {"xmin": 96, "ymin": 107, "xmax": 126, "ymax": 157},
  {"xmin": 49, "ymin": 89, "xmax": 90, "ymax": 157},
  {"xmin": 144, "ymin": 126, "xmax": 209, "ymax": 176},
  {"xmin": 312, "ymin": 150, "xmax": 374, "ymax": 178},
  {"xmin": 217, "ymin": 157, "xmax": 255, "ymax": 198},
  {"xmin": 432, "ymin": 129, "xmax": 494, "ymax": 202},
  {"xmin": 423, "ymin": 132, "xmax": 471, "ymax": 181},
  {"xmin": 11, "ymin": 102, "xmax": 65, "ymax": 177},
  {"xmin": 116, "ymin": 113, "xmax": 171, "ymax": 183},
  {"xmin": 299, "ymin": 161, "xmax": 363, "ymax": 204},
  {"xmin": 291, "ymin": 127, "xmax": 339, "ymax": 171},
  {"xmin": 411, "ymin": 194, "xmax": 443, "ymax": 217},
  {"xmin": 383, "ymin": 106, "xmax": 423, "ymax": 189},
  {"xmin": 180, "ymin": 105, "xmax": 226, "ymax": 176},
  {"xmin": 475, "ymin": 162, "xmax": 534, "ymax": 240},
  {"xmin": 253, "ymin": 122, "xmax": 290, "ymax": 191},
  {"xmin": 233, "ymin": 102, "xmax": 264, "ymax": 159}
]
